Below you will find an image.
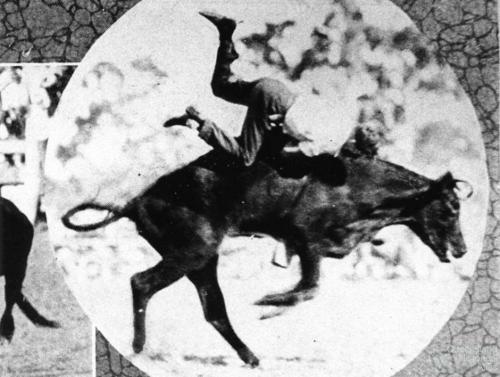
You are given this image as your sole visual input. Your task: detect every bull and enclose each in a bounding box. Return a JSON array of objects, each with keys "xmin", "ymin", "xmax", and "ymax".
[
  {"xmin": 1, "ymin": 196, "xmax": 59, "ymax": 344},
  {"xmin": 62, "ymin": 149, "xmax": 472, "ymax": 366}
]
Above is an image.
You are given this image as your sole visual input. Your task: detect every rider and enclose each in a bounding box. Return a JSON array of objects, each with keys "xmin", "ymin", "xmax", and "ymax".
[{"xmin": 164, "ymin": 11, "xmax": 355, "ymax": 181}]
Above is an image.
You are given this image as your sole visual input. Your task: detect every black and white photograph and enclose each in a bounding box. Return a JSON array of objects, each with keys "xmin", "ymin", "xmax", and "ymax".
[
  {"xmin": 0, "ymin": 0, "xmax": 497, "ymax": 376},
  {"xmin": 41, "ymin": 0, "xmax": 492, "ymax": 376},
  {"xmin": 0, "ymin": 65, "xmax": 92, "ymax": 376}
]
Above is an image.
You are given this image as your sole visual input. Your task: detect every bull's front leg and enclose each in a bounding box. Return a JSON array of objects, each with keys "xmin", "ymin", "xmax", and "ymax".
[
  {"xmin": 255, "ymin": 243, "xmax": 320, "ymax": 307},
  {"xmin": 188, "ymin": 255, "xmax": 259, "ymax": 367}
]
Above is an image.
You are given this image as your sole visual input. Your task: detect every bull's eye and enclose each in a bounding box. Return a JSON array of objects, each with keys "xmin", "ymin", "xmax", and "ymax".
[
  {"xmin": 433, "ymin": 203, "xmax": 455, "ymax": 222},
  {"xmin": 444, "ymin": 197, "xmax": 460, "ymax": 213}
]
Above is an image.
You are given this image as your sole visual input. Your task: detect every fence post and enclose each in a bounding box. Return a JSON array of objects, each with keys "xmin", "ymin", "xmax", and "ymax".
[{"xmin": 23, "ymin": 111, "xmax": 47, "ymax": 225}]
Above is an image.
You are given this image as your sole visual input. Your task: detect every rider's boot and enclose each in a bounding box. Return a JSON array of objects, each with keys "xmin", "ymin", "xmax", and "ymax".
[{"xmin": 199, "ymin": 11, "xmax": 237, "ymax": 40}]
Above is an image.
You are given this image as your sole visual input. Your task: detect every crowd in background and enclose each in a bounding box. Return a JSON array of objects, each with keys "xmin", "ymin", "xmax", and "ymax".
[{"xmin": 0, "ymin": 66, "xmax": 73, "ymax": 223}]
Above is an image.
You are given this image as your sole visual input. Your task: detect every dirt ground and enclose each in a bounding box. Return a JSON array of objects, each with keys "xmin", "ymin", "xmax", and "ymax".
[{"xmin": 0, "ymin": 222, "xmax": 92, "ymax": 377}]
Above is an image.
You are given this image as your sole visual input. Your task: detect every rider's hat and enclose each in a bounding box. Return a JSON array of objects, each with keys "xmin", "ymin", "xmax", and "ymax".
[{"xmin": 284, "ymin": 94, "xmax": 356, "ymax": 156}]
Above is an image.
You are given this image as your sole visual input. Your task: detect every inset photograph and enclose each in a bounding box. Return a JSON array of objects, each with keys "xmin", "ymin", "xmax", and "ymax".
[
  {"xmin": 0, "ymin": 65, "xmax": 92, "ymax": 376},
  {"xmin": 45, "ymin": 0, "xmax": 488, "ymax": 376}
]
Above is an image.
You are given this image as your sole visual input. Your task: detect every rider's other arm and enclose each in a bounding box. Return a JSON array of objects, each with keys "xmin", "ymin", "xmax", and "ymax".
[
  {"xmin": 198, "ymin": 117, "xmax": 265, "ymax": 166},
  {"xmin": 197, "ymin": 119, "xmax": 245, "ymax": 160}
]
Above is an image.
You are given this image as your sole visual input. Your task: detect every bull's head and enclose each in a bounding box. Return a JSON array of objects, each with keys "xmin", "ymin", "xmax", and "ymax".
[{"xmin": 405, "ymin": 172, "xmax": 472, "ymax": 263}]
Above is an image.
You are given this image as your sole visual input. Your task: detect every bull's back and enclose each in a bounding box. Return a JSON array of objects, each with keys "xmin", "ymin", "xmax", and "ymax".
[
  {"xmin": 135, "ymin": 155, "xmax": 432, "ymax": 237},
  {"xmin": 132, "ymin": 165, "xmax": 233, "ymax": 238},
  {"xmin": 142, "ymin": 162, "xmax": 306, "ymax": 231},
  {"xmin": 342, "ymin": 155, "xmax": 430, "ymax": 201},
  {"xmin": 285, "ymin": 155, "xmax": 432, "ymax": 231}
]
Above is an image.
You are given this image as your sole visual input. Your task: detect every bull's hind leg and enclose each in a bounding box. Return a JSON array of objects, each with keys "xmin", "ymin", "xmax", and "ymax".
[
  {"xmin": 188, "ymin": 255, "xmax": 259, "ymax": 367},
  {"xmin": 130, "ymin": 261, "xmax": 184, "ymax": 353},
  {"xmin": 256, "ymin": 240, "xmax": 320, "ymax": 306},
  {"xmin": 0, "ymin": 302, "xmax": 15, "ymax": 344}
]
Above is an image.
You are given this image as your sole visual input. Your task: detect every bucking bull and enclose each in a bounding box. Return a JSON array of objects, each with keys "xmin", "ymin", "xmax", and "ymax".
[
  {"xmin": 1, "ymin": 196, "xmax": 59, "ymax": 344},
  {"xmin": 62, "ymin": 149, "xmax": 472, "ymax": 366}
]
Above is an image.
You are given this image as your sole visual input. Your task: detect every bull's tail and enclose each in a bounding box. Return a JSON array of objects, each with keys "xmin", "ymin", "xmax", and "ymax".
[{"xmin": 61, "ymin": 202, "xmax": 124, "ymax": 231}]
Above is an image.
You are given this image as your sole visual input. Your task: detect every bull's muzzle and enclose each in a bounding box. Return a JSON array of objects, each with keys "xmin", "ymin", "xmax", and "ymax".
[{"xmin": 449, "ymin": 238, "xmax": 467, "ymax": 259}]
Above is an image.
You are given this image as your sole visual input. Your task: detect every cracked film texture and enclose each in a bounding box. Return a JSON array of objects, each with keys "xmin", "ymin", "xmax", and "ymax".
[
  {"xmin": 392, "ymin": 1, "xmax": 500, "ymax": 376},
  {"xmin": 96, "ymin": 331, "xmax": 148, "ymax": 377},
  {"xmin": 0, "ymin": 0, "xmax": 141, "ymax": 62},
  {"xmin": 0, "ymin": 0, "xmax": 497, "ymax": 376}
]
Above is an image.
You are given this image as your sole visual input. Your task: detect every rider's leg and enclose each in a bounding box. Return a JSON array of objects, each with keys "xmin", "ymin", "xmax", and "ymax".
[
  {"xmin": 164, "ymin": 12, "xmax": 254, "ymax": 127},
  {"xmin": 166, "ymin": 12, "xmax": 296, "ymax": 167},
  {"xmin": 200, "ymin": 11, "xmax": 256, "ymax": 105},
  {"xmin": 194, "ymin": 78, "xmax": 294, "ymax": 166}
]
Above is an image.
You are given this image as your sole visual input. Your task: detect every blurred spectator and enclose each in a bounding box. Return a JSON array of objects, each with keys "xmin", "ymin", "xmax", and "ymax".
[{"xmin": 0, "ymin": 68, "xmax": 29, "ymax": 140}]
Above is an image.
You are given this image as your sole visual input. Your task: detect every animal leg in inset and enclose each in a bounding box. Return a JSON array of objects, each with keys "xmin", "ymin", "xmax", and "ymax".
[
  {"xmin": 188, "ymin": 255, "xmax": 259, "ymax": 367},
  {"xmin": 17, "ymin": 294, "xmax": 60, "ymax": 328},
  {"xmin": 0, "ymin": 277, "xmax": 20, "ymax": 343},
  {"xmin": 130, "ymin": 261, "xmax": 184, "ymax": 353}
]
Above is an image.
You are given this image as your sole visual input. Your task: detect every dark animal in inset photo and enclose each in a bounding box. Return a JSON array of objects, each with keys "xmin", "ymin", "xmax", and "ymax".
[
  {"xmin": 0, "ymin": 197, "xmax": 60, "ymax": 344},
  {"xmin": 62, "ymin": 149, "xmax": 472, "ymax": 367}
]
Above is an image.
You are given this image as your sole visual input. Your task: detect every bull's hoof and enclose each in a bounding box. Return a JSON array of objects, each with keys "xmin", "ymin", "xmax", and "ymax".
[
  {"xmin": 439, "ymin": 256, "xmax": 451, "ymax": 263},
  {"xmin": 255, "ymin": 288, "xmax": 317, "ymax": 306},
  {"xmin": 0, "ymin": 318, "xmax": 14, "ymax": 343},
  {"xmin": 48, "ymin": 320, "xmax": 61, "ymax": 328},
  {"xmin": 259, "ymin": 307, "xmax": 288, "ymax": 320},
  {"xmin": 238, "ymin": 348, "xmax": 259, "ymax": 368},
  {"xmin": 254, "ymin": 292, "xmax": 299, "ymax": 306},
  {"xmin": 0, "ymin": 331, "xmax": 13, "ymax": 345},
  {"xmin": 132, "ymin": 338, "xmax": 145, "ymax": 353},
  {"xmin": 36, "ymin": 319, "xmax": 60, "ymax": 328},
  {"xmin": 0, "ymin": 332, "xmax": 13, "ymax": 344},
  {"xmin": 0, "ymin": 336, "xmax": 11, "ymax": 346}
]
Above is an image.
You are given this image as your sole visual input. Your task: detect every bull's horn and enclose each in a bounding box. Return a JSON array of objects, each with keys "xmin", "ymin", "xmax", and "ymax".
[{"xmin": 453, "ymin": 179, "xmax": 473, "ymax": 200}]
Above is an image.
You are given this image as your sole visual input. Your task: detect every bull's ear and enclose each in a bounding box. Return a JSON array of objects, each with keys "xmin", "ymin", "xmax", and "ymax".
[{"xmin": 435, "ymin": 172, "xmax": 454, "ymax": 188}]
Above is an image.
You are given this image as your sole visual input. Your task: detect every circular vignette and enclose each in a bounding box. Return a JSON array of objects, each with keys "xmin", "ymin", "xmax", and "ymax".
[{"xmin": 42, "ymin": 2, "xmax": 492, "ymax": 376}]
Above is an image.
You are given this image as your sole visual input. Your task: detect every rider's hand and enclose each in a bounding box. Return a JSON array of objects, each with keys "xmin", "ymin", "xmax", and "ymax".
[
  {"xmin": 185, "ymin": 106, "xmax": 203, "ymax": 123},
  {"xmin": 267, "ymin": 113, "xmax": 285, "ymax": 130}
]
